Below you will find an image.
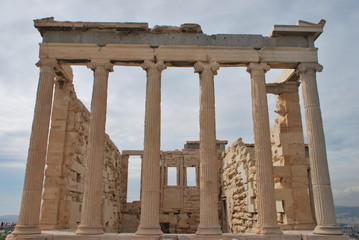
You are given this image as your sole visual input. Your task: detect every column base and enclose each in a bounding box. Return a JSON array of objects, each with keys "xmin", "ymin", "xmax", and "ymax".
[
  {"xmin": 257, "ymin": 225, "xmax": 283, "ymax": 235},
  {"xmin": 196, "ymin": 224, "xmax": 222, "ymax": 235},
  {"xmin": 12, "ymin": 224, "xmax": 41, "ymax": 235},
  {"xmin": 313, "ymin": 225, "xmax": 343, "ymax": 235},
  {"xmin": 135, "ymin": 225, "xmax": 163, "ymax": 235},
  {"xmin": 75, "ymin": 224, "xmax": 104, "ymax": 235}
]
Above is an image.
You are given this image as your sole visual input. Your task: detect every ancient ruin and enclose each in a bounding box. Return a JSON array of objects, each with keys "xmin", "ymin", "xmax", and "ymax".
[{"xmin": 7, "ymin": 18, "xmax": 349, "ymax": 239}]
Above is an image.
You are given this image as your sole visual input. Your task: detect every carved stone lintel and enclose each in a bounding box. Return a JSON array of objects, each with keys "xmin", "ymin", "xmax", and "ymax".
[
  {"xmin": 36, "ymin": 59, "xmax": 74, "ymax": 84},
  {"xmin": 266, "ymin": 82, "xmax": 299, "ymax": 95},
  {"xmin": 35, "ymin": 58, "xmax": 58, "ymax": 68}
]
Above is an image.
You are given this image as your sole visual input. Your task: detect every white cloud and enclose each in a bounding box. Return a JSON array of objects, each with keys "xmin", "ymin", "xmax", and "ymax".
[
  {"xmin": 333, "ymin": 186, "xmax": 359, "ymax": 207},
  {"xmin": 0, "ymin": 162, "xmax": 26, "ymax": 168},
  {"xmin": 127, "ymin": 157, "xmax": 142, "ymax": 179},
  {"xmin": 333, "ymin": 186, "xmax": 359, "ymax": 196}
]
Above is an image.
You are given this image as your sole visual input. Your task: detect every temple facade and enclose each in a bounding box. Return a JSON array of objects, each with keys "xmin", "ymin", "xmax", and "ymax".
[{"xmin": 7, "ymin": 18, "xmax": 348, "ymax": 240}]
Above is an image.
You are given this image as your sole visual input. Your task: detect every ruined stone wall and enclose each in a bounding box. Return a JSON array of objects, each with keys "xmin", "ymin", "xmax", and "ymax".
[
  {"xmin": 159, "ymin": 149, "xmax": 200, "ymax": 233},
  {"xmin": 120, "ymin": 141, "xmax": 225, "ymax": 233},
  {"xmin": 40, "ymin": 81, "xmax": 122, "ymax": 232},
  {"xmin": 221, "ymin": 139, "xmax": 257, "ymax": 233},
  {"xmin": 221, "ymin": 88, "xmax": 316, "ymax": 233}
]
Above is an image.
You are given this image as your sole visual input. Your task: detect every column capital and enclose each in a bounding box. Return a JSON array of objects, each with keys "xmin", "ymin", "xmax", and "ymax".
[
  {"xmin": 141, "ymin": 60, "xmax": 167, "ymax": 72},
  {"xmin": 35, "ymin": 58, "xmax": 58, "ymax": 70},
  {"xmin": 246, "ymin": 62, "xmax": 270, "ymax": 74},
  {"xmin": 87, "ymin": 59, "xmax": 114, "ymax": 72},
  {"xmin": 297, "ymin": 63, "xmax": 323, "ymax": 73},
  {"xmin": 194, "ymin": 61, "xmax": 219, "ymax": 75}
]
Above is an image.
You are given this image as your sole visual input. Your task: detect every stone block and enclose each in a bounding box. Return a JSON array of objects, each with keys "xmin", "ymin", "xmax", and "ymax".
[
  {"xmin": 274, "ymin": 166, "xmax": 291, "ymax": 177},
  {"xmin": 49, "ymin": 129, "xmax": 66, "ymax": 143},
  {"xmin": 285, "ymin": 143, "xmax": 306, "ymax": 155},
  {"xmin": 291, "ymin": 166, "xmax": 307, "ymax": 177},
  {"xmin": 47, "ymin": 138, "xmax": 66, "ymax": 154},
  {"xmin": 43, "ymin": 187, "xmax": 61, "ymax": 200},
  {"xmin": 302, "ymin": 235, "xmax": 350, "ymax": 240},
  {"xmin": 43, "ymin": 176, "xmax": 63, "ymax": 187},
  {"xmin": 40, "ymin": 200, "xmax": 59, "ymax": 224},
  {"xmin": 68, "ymin": 178, "xmax": 84, "ymax": 193},
  {"xmin": 45, "ymin": 165, "xmax": 63, "ymax": 177},
  {"xmin": 71, "ymin": 160, "xmax": 85, "ymax": 174},
  {"xmin": 52, "ymin": 108, "xmax": 69, "ymax": 121},
  {"xmin": 279, "ymin": 132, "xmax": 305, "ymax": 145},
  {"xmin": 46, "ymin": 152, "xmax": 64, "ymax": 165},
  {"xmin": 275, "ymin": 188, "xmax": 293, "ymax": 200},
  {"xmin": 288, "ymin": 155, "xmax": 307, "ymax": 166},
  {"xmin": 291, "ymin": 177, "xmax": 308, "ymax": 188}
]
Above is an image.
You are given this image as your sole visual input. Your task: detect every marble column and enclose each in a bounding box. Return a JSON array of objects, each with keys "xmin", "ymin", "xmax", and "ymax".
[
  {"xmin": 136, "ymin": 60, "xmax": 166, "ymax": 235},
  {"xmin": 76, "ymin": 60, "xmax": 113, "ymax": 235},
  {"xmin": 194, "ymin": 61, "xmax": 222, "ymax": 235},
  {"xmin": 247, "ymin": 63, "xmax": 282, "ymax": 235},
  {"xmin": 297, "ymin": 63, "xmax": 342, "ymax": 235},
  {"xmin": 13, "ymin": 59, "xmax": 57, "ymax": 235}
]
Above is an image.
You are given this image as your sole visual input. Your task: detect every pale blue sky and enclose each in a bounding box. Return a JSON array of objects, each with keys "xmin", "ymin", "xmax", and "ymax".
[{"xmin": 0, "ymin": 0, "xmax": 358, "ymax": 215}]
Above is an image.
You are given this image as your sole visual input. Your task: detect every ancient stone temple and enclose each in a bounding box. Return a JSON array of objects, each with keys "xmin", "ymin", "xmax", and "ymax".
[{"xmin": 7, "ymin": 18, "xmax": 349, "ymax": 240}]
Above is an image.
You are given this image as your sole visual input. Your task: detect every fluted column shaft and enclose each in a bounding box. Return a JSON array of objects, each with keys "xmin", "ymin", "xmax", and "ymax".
[
  {"xmin": 76, "ymin": 60, "xmax": 113, "ymax": 235},
  {"xmin": 247, "ymin": 63, "xmax": 282, "ymax": 235},
  {"xmin": 195, "ymin": 62, "xmax": 222, "ymax": 235},
  {"xmin": 13, "ymin": 59, "xmax": 56, "ymax": 235},
  {"xmin": 136, "ymin": 60, "xmax": 166, "ymax": 235},
  {"xmin": 297, "ymin": 63, "xmax": 342, "ymax": 235}
]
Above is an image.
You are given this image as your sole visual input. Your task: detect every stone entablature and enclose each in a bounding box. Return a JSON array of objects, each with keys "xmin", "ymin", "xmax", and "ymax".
[
  {"xmin": 33, "ymin": 18, "xmax": 323, "ymax": 69},
  {"xmin": 34, "ymin": 17, "xmax": 323, "ymax": 48}
]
